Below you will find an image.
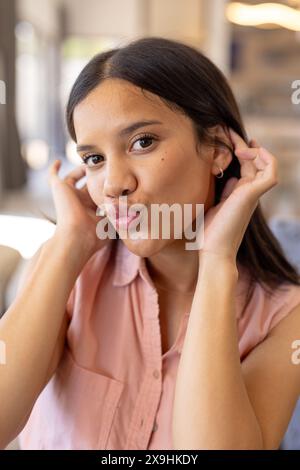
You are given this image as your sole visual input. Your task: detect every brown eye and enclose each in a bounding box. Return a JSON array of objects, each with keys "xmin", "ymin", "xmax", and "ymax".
[
  {"xmin": 131, "ymin": 134, "xmax": 156, "ymax": 151},
  {"xmin": 82, "ymin": 154, "xmax": 104, "ymax": 168}
]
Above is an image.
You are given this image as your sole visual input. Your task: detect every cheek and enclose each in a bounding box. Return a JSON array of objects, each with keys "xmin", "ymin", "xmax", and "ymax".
[
  {"xmin": 86, "ymin": 175, "xmax": 104, "ymax": 206},
  {"xmin": 143, "ymin": 152, "xmax": 185, "ymax": 196},
  {"xmin": 153, "ymin": 151, "xmax": 210, "ymax": 202}
]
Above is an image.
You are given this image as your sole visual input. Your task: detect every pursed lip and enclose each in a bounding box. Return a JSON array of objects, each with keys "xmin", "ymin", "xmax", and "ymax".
[
  {"xmin": 105, "ymin": 203, "xmax": 145, "ymax": 220},
  {"xmin": 115, "ymin": 211, "xmax": 142, "ymax": 229}
]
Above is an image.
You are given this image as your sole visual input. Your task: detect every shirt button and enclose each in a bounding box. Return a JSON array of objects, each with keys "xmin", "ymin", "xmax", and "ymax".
[
  {"xmin": 152, "ymin": 421, "xmax": 158, "ymax": 432},
  {"xmin": 152, "ymin": 369, "xmax": 160, "ymax": 379}
]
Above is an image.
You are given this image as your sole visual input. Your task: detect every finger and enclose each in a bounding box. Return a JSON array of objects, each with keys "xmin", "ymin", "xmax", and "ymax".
[
  {"xmin": 228, "ymin": 128, "xmax": 249, "ymax": 151},
  {"xmin": 249, "ymin": 138, "xmax": 260, "ymax": 148},
  {"xmin": 47, "ymin": 159, "xmax": 61, "ymax": 186},
  {"xmin": 229, "ymin": 130, "xmax": 257, "ymax": 178},
  {"xmin": 255, "ymin": 147, "xmax": 279, "ymax": 182},
  {"xmin": 235, "ymin": 147, "xmax": 267, "ymax": 172},
  {"xmin": 230, "ymin": 130, "xmax": 278, "ymax": 192},
  {"xmin": 64, "ymin": 165, "xmax": 86, "ymax": 186},
  {"xmin": 235, "ymin": 147, "xmax": 261, "ymax": 160},
  {"xmin": 234, "ymin": 148, "xmax": 258, "ymax": 178},
  {"xmin": 242, "ymin": 146, "xmax": 278, "ymax": 194}
]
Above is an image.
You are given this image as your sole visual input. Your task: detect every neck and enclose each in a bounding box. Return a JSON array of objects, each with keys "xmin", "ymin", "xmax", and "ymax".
[{"xmin": 145, "ymin": 238, "xmax": 199, "ymax": 294}]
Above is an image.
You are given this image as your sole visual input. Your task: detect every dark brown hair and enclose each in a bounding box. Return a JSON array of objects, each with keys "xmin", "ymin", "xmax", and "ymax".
[{"xmin": 64, "ymin": 36, "xmax": 300, "ymax": 315}]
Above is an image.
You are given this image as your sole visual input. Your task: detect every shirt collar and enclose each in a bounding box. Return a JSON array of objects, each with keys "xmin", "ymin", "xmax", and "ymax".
[
  {"xmin": 112, "ymin": 239, "xmax": 149, "ymax": 287},
  {"xmin": 112, "ymin": 240, "xmax": 250, "ymax": 319}
]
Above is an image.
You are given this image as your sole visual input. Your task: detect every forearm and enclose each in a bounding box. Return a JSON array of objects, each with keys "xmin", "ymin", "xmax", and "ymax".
[
  {"xmin": 0, "ymin": 235, "xmax": 91, "ymax": 442},
  {"xmin": 172, "ymin": 255, "xmax": 263, "ymax": 449}
]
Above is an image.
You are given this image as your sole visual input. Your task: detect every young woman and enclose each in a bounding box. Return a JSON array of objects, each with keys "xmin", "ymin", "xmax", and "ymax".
[{"xmin": 2, "ymin": 37, "xmax": 300, "ymax": 450}]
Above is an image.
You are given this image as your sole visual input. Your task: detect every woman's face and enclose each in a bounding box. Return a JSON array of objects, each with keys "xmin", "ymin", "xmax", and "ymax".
[{"xmin": 73, "ymin": 78, "xmax": 217, "ymax": 257}]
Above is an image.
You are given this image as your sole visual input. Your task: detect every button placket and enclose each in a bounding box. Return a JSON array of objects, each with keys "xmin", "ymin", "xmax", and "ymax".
[
  {"xmin": 137, "ymin": 320, "xmax": 162, "ymax": 448},
  {"xmin": 128, "ymin": 277, "xmax": 162, "ymax": 450}
]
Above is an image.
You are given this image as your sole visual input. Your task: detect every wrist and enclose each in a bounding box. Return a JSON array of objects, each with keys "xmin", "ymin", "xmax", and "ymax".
[
  {"xmin": 198, "ymin": 250, "xmax": 239, "ymax": 280},
  {"xmin": 45, "ymin": 232, "xmax": 95, "ymax": 269}
]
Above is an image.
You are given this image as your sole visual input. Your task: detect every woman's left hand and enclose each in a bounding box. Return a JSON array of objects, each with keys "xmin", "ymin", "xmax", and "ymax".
[{"xmin": 199, "ymin": 129, "xmax": 279, "ymax": 264}]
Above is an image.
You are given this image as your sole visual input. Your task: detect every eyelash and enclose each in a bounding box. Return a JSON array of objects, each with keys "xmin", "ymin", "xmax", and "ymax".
[{"xmin": 81, "ymin": 133, "xmax": 157, "ymax": 167}]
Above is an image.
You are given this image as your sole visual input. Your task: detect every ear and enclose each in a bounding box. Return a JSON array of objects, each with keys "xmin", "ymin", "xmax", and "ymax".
[{"xmin": 209, "ymin": 125, "xmax": 233, "ymax": 177}]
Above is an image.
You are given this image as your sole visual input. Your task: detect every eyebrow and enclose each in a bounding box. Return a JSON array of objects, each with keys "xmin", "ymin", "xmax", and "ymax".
[{"xmin": 76, "ymin": 120, "xmax": 163, "ymax": 152}]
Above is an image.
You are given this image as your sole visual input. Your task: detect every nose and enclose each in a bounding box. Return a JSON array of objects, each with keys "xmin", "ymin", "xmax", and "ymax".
[{"xmin": 103, "ymin": 157, "xmax": 137, "ymax": 199}]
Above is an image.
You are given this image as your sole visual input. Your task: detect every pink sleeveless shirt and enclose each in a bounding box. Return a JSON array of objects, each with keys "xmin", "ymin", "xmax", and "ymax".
[{"xmin": 18, "ymin": 239, "xmax": 300, "ymax": 450}]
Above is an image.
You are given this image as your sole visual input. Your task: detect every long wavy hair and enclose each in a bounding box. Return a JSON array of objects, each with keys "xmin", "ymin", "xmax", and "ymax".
[{"xmin": 62, "ymin": 36, "xmax": 300, "ymax": 316}]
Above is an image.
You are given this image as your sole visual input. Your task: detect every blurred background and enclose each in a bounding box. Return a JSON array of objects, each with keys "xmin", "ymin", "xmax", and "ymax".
[{"xmin": 1, "ymin": 0, "xmax": 300, "ymax": 450}]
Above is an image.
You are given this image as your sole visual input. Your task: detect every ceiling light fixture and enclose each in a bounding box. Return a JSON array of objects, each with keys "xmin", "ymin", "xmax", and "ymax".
[{"xmin": 226, "ymin": 2, "xmax": 300, "ymax": 31}]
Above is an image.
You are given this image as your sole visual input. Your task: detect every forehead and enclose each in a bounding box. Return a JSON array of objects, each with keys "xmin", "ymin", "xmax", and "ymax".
[{"xmin": 73, "ymin": 78, "xmax": 183, "ymax": 141}]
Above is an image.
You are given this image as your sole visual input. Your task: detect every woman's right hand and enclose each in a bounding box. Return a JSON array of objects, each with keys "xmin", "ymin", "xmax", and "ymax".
[{"xmin": 47, "ymin": 159, "xmax": 111, "ymax": 256}]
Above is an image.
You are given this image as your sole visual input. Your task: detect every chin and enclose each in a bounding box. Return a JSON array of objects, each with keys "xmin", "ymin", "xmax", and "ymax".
[{"xmin": 118, "ymin": 235, "xmax": 172, "ymax": 258}]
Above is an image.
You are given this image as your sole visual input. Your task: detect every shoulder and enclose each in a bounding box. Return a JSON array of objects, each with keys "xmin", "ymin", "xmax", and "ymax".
[
  {"xmin": 236, "ymin": 269, "xmax": 300, "ymax": 360},
  {"xmin": 240, "ymin": 280, "xmax": 300, "ymax": 330},
  {"xmin": 267, "ymin": 283, "xmax": 300, "ymax": 332},
  {"xmin": 240, "ymin": 287, "xmax": 300, "ymax": 449}
]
